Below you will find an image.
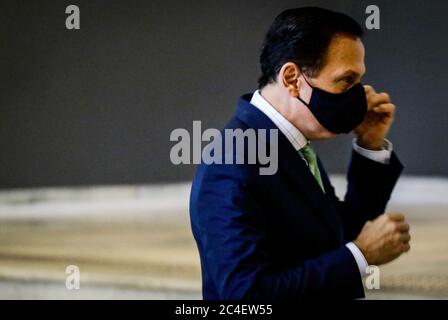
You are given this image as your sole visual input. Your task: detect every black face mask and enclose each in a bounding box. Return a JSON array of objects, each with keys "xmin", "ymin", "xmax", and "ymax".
[{"xmin": 297, "ymin": 76, "xmax": 368, "ymax": 134}]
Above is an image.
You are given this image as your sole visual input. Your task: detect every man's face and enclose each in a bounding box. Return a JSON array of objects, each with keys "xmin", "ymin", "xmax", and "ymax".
[{"xmin": 296, "ymin": 34, "xmax": 366, "ymax": 139}]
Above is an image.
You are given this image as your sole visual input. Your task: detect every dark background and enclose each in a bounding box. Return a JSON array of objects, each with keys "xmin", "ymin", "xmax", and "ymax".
[{"xmin": 0, "ymin": 0, "xmax": 447, "ymax": 188}]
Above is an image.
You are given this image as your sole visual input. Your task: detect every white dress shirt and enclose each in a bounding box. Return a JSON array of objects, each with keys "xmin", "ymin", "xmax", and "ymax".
[{"xmin": 250, "ymin": 90, "xmax": 393, "ymax": 278}]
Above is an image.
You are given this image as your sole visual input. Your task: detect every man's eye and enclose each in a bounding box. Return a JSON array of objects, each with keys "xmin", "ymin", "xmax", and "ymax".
[{"xmin": 341, "ymin": 76, "xmax": 353, "ymax": 83}]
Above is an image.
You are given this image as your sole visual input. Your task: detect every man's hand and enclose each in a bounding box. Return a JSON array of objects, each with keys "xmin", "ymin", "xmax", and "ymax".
[
  {"xmin": 354, "ymin": 85, "xmax": 396, "ymax": 150},
  {"xmin": 354, "ymin": 213, "xmax": 411, "ymax": 265}
]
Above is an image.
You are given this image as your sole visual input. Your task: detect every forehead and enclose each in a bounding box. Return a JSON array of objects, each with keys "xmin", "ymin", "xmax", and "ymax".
[{"xmin": 321, "ymin": 34, "xmax": 365, "ymax": 76}]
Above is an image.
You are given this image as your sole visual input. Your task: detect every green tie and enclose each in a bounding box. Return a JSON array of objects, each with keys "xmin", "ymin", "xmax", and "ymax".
[{"xmin": 299, "ymin": 143, "xmax": 325, "ymax": 193}]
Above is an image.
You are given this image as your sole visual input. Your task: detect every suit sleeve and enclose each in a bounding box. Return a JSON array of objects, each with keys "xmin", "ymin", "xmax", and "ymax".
[
  {"xmin": 322, "ymin": 150, "xmax": 404, "ymax": 242},
  {"xmin": 194, "ymin": 164, "xmax": 364, "ymax": 300}
]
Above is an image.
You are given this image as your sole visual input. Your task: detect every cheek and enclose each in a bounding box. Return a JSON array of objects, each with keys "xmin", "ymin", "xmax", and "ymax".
[{"xmin": 299, "ymin": 83, "xmax": 313, "ymax": 104}]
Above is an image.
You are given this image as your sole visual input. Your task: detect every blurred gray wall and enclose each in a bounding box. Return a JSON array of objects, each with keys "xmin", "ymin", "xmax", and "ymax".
[{"xmin": 0, "ymin": 0, "xmax": 447, "ymax": 188}]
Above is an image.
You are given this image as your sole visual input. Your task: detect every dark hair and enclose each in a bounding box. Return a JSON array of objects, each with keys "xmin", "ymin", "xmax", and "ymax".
[{"xmin": 258, "ymin": 7, "xmax": 364, "ymax": 89}]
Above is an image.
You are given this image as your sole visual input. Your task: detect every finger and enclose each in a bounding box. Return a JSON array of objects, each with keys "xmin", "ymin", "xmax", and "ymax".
[
  {"xmin": 387, "ymin": 212, "xmax": 405, "ymax": 222},
  {"xmin": 394, "ymin": 241, "xmax": 411, "ymax": 254},
  {"xmin": 395, "ymin": 221, "xmax": 410, "ymax": 233},
  {"xmin": 398, "ymin": 232, "xmax": 411, "ymax": 243},
  {"xmin": 401, "ymin": 242, "xmax": 411, "ymax": 252},
  {"xmin": 363, "ymin": 220, "xmax": 373, "ymax": 228},
  {"xmin": 364, "ymin": 89, "xmax": 376, "ymax": 101},
  {"xmin": 364, "ymin": 85, "xmax": 375, "ymax": 95},
  {"xmin": 373, "ymin": 103, "xmax": 396, "ymax": 115},
  {"xmin": 369, "ymin": 92, "xmax": 391, "ymax": 105}
]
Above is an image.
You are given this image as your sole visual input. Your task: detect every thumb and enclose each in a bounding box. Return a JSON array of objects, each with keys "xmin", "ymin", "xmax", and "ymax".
[{"xmin": 387, "ymin": 212, "xmax": 405, "ymax": 222}]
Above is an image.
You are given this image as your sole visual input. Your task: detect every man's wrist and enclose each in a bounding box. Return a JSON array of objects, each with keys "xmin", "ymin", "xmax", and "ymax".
[{"xmin": 356, "ymin": 137, "xmax": 385, "ymax": 150}]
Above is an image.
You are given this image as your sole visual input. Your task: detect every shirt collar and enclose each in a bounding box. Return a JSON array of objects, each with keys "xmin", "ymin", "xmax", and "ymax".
[{"xmin": 250, "ymin": 90, "xmax": 308, "ymax": 151}]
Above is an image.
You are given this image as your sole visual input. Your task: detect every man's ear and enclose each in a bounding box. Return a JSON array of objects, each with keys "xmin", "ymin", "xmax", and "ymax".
[{"xmin": 280, "ymin": 62, "xmax": 302, "ymax": 97}]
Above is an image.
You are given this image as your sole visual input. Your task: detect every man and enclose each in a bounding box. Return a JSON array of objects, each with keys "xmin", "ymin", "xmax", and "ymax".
[{"xmin": 189, "ymin": 7, "xmax": 410, "ymax": 299}]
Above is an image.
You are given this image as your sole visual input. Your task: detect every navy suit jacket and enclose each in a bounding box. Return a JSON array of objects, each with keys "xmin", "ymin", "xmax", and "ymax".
[{"xmin": 189, "ymin": 93, "xmax": 404, "ymax": 300}]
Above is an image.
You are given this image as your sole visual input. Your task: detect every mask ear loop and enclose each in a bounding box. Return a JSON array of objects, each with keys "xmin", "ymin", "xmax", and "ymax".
[
  {"xmin": 300, "ymin": 71, "xmax": 314, "ymax": 89},
  {"xmin": 297, "ymin": 68, "xmax": 313, "ymax": 107}
]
